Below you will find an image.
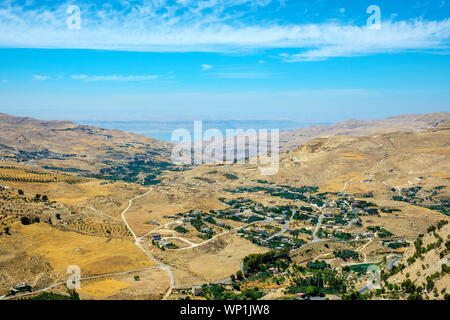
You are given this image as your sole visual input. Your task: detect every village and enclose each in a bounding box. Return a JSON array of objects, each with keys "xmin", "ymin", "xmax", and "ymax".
[{"xmin": 147, "ymin": 181, "xmax": 403, "ymax": 253}]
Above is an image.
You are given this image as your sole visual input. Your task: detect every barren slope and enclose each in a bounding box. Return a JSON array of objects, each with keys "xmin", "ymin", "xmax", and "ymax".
[{"xmin": 0, "ymin": 113, "xmax": 175, "ymax": 184}]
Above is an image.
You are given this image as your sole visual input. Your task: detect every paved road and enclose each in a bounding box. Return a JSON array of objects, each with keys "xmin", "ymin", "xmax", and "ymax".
[
  {"xmin": 388, "ymin": 257, "xmax": 401, "ymax": 270},
  {"xmin": 359, "ymin": 284, "xmax": 371, "ymax": 293},
  {"xmin": 358, "ymin": 266, "xmax": 381, "ymax": 294},
  {"xmin": 174, "ymin": 218, "xmax": 272, "ymax": 251},
  {"xmin": 289, "ymin": 205, "xmax": 326, "ymax": 254},
  {"xmin": 312, "ymin": 209, "xmax": 325, "ymax": 242},
  {"xmin": 266, "ymin": 216, "xmax": 292, "ymax": 241}
]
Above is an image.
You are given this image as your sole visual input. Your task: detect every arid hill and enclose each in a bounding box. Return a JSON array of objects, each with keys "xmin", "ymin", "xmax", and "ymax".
[
  {"xmin": 0, "ymin": 113, "xmax": 176, "ymax": 185},
  {"xmin": 387, "ymin": 221, "xmax": 449, "ymax": 300},
  {"xmin": 195, "ymin": 112, "xmax": 450, "ymax": 162},
  {"xmin": 279, "ymin": 112, "xmax": 450, "ymax": 152},
  {"xmin": 227, "ymin": 122, "xmax": 450, "ymax": 200}
]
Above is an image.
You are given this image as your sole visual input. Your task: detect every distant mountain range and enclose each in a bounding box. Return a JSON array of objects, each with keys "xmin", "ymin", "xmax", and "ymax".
[
  {"xmin": 279, "ymin": 112, "xmax": 450, "ymax": 152},
  {"xmin": 0, "ymin": 111, "xmax": 449, "ymax": 178},
  {"xmin": 192, "ymin": 112, "xmax": 450, "ymax": 162}
]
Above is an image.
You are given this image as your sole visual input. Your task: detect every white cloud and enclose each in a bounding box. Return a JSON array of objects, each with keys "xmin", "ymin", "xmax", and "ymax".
[
  {"xmin": 71, "ymin": 74, "xmax": 88, "ymax": 80},
  {"xmin": 208, "ymin": 72, "xmax": 272, "ymax": 79},
  {"xmin": 71, "ymin": 74, "xmax": 158, "ymax": 82},
  {"xmin": 201, "ymin": 64, "xmax": 213, "ymax": 71},
  {"xmin": 0, "ymin": 1, "xmax": 449, "ymax": 61},
  {"xmin": 281, "ymin": 20, "xmax": 450, "ymax": 61},
  {"xmin": 32, "ymin": 75, "xmax": 51, "ymax": 81}
]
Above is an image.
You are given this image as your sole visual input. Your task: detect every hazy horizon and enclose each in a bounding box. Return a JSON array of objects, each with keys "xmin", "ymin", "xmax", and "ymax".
[{"xmin": 73, "ymin": 119, "xmax": 331, "ymax": 141}]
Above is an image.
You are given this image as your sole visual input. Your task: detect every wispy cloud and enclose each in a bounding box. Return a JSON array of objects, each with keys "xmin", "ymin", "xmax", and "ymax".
[
  {"xmin": 280, "ymin": 21, "xmax": 450, "ymax": 61},
  {"xmin": 201, "ymin": 64, "xmax": 213, "ymax": 71},
  {"xmin": 208, "ymin": 72, "xmax": 272, "ymax": 79},
  {"xmin": 71, "ymin": 74, "xmax": 158, "ymax": 82},
  {"xmin": 32, "ymin": 75, "xmax": 51, "ymax": 81},
  {"xmin": 0, "ymin": 1, "xmax": 449, "ymax": 61}
]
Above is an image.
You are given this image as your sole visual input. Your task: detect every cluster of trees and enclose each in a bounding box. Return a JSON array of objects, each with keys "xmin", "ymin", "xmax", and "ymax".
[
  {"xmin": 407, "ymin": 225, "xmax": 444, "ymax": 265},
  {"xmin": 287, "ymin": 269, "xmax": 347, "ymax": 296},
  {"xmin": 239, "ymin": 184, "xmax": 319, "ymax": 203},
  {"xmin": 332, "ymin": 231, "xmax": 352, "ymax": 240},
  {"xmin": 174, "ymin": 225, "xmax": 188, "ymax": 234},
  {"xmin": 200, "ymin": 284, "xmax": 264, "ymax": 300},
  {"xmin": 190, "ymin": 216, "xmax": 205, "ymax": 231},
  {"xmin": 243, "ymin": 248, "xmax": 290, "ymax": 275},
  {"xmin": 293, "ymin": 212, "xmax": 310, "ymax": 221},
  {"xmin": 0, "ymin": 175, "xmax": 58, "ymax": 183},
  {"xmin": 385, "ymin": 241, "xmax": 410, "ymax": 249},
  {"xmin": 2, "ymin": 226, "xmax": 11, "ymax": 235},
  {"xmin": 306, "ymin": 260, "xmax": 330, "ymax": 270},
  {"xmin": 342, "ymin": 291, "xmax": 367, "ymax": 300},
  {"xmin": 34, "ymin": 194, "xmax": 49, "ymax": 202},
  {"xmin": 203, "ymin": 216, "xmax": 217, "ymax": 225},
  {"xmin": 95, "ymin": 157, "xmax": 176, "ymax": 186},
  {"xmin": 16, "ymin": 190, "xmax": 49, "ymax": 202},
  {"xmin": 367, "ymin": 226, "xmax": 393, "ymax": 238},
  {"xmin": 25, "ymin": 290, "xmax": 80, "ymax": 300},
  {"xmin": 333, "ymin": 250, "xmax": 359, "ymax": 261},
  {"xmin": 20, "ymin": 216, "xmax": 40, "ymax": 225}
]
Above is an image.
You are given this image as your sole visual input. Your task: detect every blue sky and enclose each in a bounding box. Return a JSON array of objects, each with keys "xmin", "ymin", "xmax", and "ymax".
[{"xmin": 0, "ymin": 0, "xmax": 449, "ymax": 122}]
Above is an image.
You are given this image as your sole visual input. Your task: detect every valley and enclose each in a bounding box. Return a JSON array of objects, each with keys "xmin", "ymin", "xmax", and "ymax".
[{"xmin": 0, "ymin": 112, "xmax": 449, "ymax": 301}]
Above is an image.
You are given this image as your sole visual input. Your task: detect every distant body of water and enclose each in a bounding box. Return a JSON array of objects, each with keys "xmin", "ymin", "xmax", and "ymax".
[{"xmin": 74, "ymin": 120, "xmax": 331, "ymax": 142}]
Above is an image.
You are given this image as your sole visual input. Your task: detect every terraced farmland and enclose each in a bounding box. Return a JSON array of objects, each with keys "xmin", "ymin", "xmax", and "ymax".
[{"xmin": 0, "ymin": 167, "xmax": 82, "ymax": 184}]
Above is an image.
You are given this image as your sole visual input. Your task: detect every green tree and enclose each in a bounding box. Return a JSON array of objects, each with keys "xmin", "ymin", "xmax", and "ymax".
[
  {"xmin": 306, "ymin": 286, "xmax": 319, "ymax": 296},
  {"xmin": 20, "ymin": 216, "xmax": 30, "ymax": 225}
]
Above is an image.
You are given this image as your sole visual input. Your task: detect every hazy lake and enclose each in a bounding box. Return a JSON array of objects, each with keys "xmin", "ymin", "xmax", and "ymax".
[{"xmin": 74, "ymin": 120, "xmax": 330, "ymax": 142}]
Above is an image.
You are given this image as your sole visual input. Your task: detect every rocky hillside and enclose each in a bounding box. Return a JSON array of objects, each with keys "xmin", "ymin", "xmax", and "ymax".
[
  {"xmin": 0, "ymin": 113, "xmax": 177, "ymax": 185},
  {"xmin": 279, "ymin": 112, "xmax": 450, "ymax": 152},
  {"xmin": 386, "ymin": 220, "xmax": 449, "ymax": 300},
  {"xmin": 196, "ymin": 112, "xmax": 450, "ymax": 163},
  {"xmin": 271, "ymin": 123, "xmax": 450, "ymax": 198}
]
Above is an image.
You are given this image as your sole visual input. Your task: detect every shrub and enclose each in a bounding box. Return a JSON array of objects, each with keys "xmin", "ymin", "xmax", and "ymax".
[{"xmin": 174, "ymin": 225, "xmax": 188, "ymax": 234}]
